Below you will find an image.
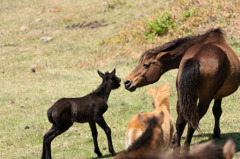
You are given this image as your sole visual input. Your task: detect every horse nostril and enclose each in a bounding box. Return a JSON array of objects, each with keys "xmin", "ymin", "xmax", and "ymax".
[{"xmin": 124, "ymin": 80, "xmax": 131, "ymax": 87}]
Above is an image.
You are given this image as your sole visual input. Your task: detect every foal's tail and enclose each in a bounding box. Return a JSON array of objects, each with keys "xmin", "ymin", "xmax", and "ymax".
[
  {"xmin": 47, "ymin": 107, "xmax": 56, "ymax": 126},
  {"xmin": 179, "ymin": 59, "xmax": 200, "ymax": 130}
]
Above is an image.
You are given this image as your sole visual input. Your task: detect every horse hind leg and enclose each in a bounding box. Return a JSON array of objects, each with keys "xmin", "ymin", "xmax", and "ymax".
[
  {"xmin": 89, "ymin": 121, "xmax": 102, "ymax": 157},
  {"xmin": 183, "ymin": 99, "xmax": 212, "ymax": 151},
  {"xmin": 172, "ymin": 100, "xmax": 187, "ymax": 151},
  {"xmin": 43, "ymin": 113, "xmax": 73, "ymax": 159},
  {"xmin": 42, "ymin": 126, "xmax": 55, "ymax": 159},
  {"xmin": 212, "ymin": 99, "xmax": 222, "ymax": 139}
]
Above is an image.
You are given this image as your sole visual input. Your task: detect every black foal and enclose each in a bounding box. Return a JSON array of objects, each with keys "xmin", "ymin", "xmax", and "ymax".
[{"xmin": 41, "ymin": 69, "xmax": 121, "ymax": 159}]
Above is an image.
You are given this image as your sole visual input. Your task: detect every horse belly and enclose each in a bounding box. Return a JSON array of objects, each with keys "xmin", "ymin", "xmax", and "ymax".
[
  {"xmin": 214, "ymin": 78, "xmax": 239, "ymax": 99},
  {"xmin": 214, "ymin": 85, "xmax": 239, "ymax": 99},
  {"xmin": 73, "ymin": 114, "xmax": 91, "ymax": 123},
  {"xmin": 71, "ymin": 107, "xmax": 92, "ymax": 123}
]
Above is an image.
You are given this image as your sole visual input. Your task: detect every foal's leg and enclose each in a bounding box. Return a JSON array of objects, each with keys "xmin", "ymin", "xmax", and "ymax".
[
  {"xmin": 43, "ymin": 122, "xmax": 73, "ymax": 159},
  {"xmin": 183, "ymin": 99, "xmax": 211, "ymax": 150},
  {"xmin": 89, "ymin": 121, "xmax": 102, "ymax": 157},
  {"xmin": 42, "ymin": 126, "xmax": 54, "ymax": 159},
  {"xmin": 212, "ymin": 99, "xmax": 222, "ymax": 139},
  {"xmin": 96, "ymin": 116, "xmax": 116, "ymax": 156},
  {"xmin": 172, "ymin": 100, "xmax": 187, "ymax": 150}
]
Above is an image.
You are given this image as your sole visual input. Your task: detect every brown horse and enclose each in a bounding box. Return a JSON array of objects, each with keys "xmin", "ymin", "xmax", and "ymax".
[{"xmin": 124, "ymin": 28, "xmax": 240, "ymax": 150}]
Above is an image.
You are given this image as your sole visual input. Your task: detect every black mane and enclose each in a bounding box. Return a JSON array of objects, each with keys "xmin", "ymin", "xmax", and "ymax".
[
  {"xmin": 127, "ymin": 116, "xmax": 158, "ymax": 151},
  {"xmin": 139, "ymin": 28, "xmax": 224, "ymax": 63},
  {"xmin": 93, "ymin": 72, "xmax": 110, "ymax": 95}
]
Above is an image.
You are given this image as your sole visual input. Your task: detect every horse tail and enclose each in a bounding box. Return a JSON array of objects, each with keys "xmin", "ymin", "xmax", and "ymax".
[
  {"xmin": 47, "ymin": 106, "xmax": 56, "ymax": 126},
  {"xmin": 179, "ymin": 59, "xmax": 200, "ymax": 130}
]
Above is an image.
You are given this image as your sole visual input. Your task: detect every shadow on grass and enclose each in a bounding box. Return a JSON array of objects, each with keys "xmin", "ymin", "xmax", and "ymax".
[
  {"xmin": 91, "ymin": 151, "xmax": 123, "ymax": 159},
  {"xmin": 183, "ymin": 132, "xmax": 240, "ymax": 153}
]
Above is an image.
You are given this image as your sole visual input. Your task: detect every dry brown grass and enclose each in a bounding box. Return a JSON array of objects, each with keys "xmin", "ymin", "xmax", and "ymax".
[{"xmin": 100, "ymin": 0, "xmax": 240, "ymax": 59}]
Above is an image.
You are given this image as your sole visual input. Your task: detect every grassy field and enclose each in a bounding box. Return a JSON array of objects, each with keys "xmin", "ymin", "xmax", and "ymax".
[{"xmin": 0, "ymin": 0, "xmax": 239, "ymax": 158}]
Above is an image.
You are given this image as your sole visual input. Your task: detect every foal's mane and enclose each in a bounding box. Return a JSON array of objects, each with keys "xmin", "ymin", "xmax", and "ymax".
[
  {"xmin": 154, "ymin": 85, "xmax": 170, "ymax": 110},
  {"xmin": 127, "ymin": 113, "xmax": 164, "ymax": 152},
  {"xmin": 127, "ymin": 116, "xmax": 158, "ymax": 151},
  {"xmin": 139, "ymin": 28, "xmax": 224, "ymax": 63},
  {"xmin": 93, "ymin": 72, "xmax": 110, "ymax": 95}
]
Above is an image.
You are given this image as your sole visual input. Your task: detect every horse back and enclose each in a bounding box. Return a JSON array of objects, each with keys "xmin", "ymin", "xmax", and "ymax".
[
  {"xmin": 126, "ymin": 113, "xmax": 149, "ymax": 148},
  {"xmin": 179, "ymin": 42, "xmax": 239, "ymax": 99},
  {"xmin": 51, "ymin": 94, "xmax": 108, "ymax": 123},
  {"xmin": 72, "ymin": 94, "xmax": 108, "ymax": 122}
]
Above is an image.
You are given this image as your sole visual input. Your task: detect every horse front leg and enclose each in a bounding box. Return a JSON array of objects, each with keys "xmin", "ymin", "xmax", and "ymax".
[
  {"xmin": 172, "ymin": 100, "xmax": 187, "ymax": 151},
  {"xmin": 89, "ymin": 121, "xmax": 102, "ymax": 157},
  {"xmin": 212, "ymin": 99, "xmax": 222, "ymax": 139},
  {"xmin": 96, "ymin": 116, "xmax": 116, "ymax": 156}
]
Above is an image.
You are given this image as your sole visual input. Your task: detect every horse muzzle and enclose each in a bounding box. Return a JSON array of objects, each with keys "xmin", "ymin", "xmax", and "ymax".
[{"xmin": 124, "ymin": 80, "xmax": 136, "ymax": 92}]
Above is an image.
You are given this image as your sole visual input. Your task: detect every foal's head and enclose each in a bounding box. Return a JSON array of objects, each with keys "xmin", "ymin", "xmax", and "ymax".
[
  {"xmin": 97, "ymin": 68, "xmax": 121, "ymax": 90},
  {"xmin": 148, "ymin": 84, "xmax": 170, "ymax": 111}
]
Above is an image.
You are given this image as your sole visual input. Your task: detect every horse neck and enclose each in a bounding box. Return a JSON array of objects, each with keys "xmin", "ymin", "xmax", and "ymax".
[
  {"xmin": 94, "ymin": 81, "xmax": 112, "ymax": 102},
  {"xmin": 154, "ymin": 103, "xmax": 170, "ymax": 113},
  {"xmin": 153, "ymin": 95, "xmax": 170, "ymax": 112},
  {"xmin": 165, "ymin": 37, "xmax": 205, "ymax": 71},
  {"xmin": 167, "ymin": 34, "xmax": 215, "ymax": 69}
]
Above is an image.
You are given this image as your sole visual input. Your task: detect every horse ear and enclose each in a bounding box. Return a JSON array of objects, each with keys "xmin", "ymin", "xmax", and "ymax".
[
  {"xmin": 110, "ymin": 68, "xmax": 116, "ymax": 76},
  {"xmin": 223, "ymin": 139, "xmax": 235, "ymax": 159},
  {"xmin": 97, "ymin": 70, "xmax": 104, "ymax": 78},
  {"xmin": 157, "ymin": 52, "xmax": 171, "ymax": 63},
  {"xmin": 148, "ymin": 87, "xmax": 155, "ymax": 97}
]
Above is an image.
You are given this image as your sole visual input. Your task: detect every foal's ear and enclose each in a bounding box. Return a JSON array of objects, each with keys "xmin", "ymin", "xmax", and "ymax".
[
  {"xmin": 223, "ymin": 139, "xmax": 235, "ymax": 159},
  {"xmin": 157, "ymin": 52, "xmax": 171, "ymax": 63},
  {"xmin": 97, "ymin": 70, "xmax": 105, "ymax": 78},
  {"xmin": 148, "ymin": 87, "xmax": 155, "ymax": 97},
  {"xmin": 110, "ymin": 68, "xmax": 116, "ymax": 76}
]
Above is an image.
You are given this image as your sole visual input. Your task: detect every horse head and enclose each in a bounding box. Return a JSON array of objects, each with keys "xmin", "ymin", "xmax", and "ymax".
[{"xmin": 124, "ymin": 52, "xmax": 172, "ymax": 92}]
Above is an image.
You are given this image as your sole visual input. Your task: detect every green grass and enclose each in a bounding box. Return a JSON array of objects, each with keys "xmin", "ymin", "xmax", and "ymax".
[{"xmin": 0, "ymin": 0, "xmax": 240, "ymax": 159}]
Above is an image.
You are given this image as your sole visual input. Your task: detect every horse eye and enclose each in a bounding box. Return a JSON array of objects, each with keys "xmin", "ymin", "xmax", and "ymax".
[{"xmin": 143, "ymin": 64, "xmax": 150, "ymax": 69}]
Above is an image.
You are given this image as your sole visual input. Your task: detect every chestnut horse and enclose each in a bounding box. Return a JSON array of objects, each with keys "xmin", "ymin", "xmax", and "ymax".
[
  {"xmin": 124, "ymin": 28, "xmax": 240, "ymax": 150},
  {"xmin": 125, "ymin": 84, "xmax": 174, "ymax": 151}
]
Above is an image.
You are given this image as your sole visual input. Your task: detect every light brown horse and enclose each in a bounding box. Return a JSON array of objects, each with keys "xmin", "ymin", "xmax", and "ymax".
[
  {"xmin": 125, "ymin": 84, "xmax": 174, "ymax": 151},
  {"xmin": 124, "ymin": 28, "xmax": 240, "ymax": 150}
]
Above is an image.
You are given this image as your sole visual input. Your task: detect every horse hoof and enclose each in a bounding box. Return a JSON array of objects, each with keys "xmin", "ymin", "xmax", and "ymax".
[
  {"xmin": 212, "ymin": 133, "xmax": 221, "ymax": 139},
  {"xmin": 182, "ymin": 145, "xmax": 190, "ymax": 152},
  {"xmin": 111, "ymin": 152, "xmax": 117, "ymax": 156},
  {"xmin": 97, "ymin": 153, "xmax": 103, "ymax": 157}
]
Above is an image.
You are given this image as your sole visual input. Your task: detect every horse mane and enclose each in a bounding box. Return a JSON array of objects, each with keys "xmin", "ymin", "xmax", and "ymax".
[
  {"xmin": 93, "ymin": 72, "xmax": 110, "ymax": 95},
  {"xmin": 139, "ymin": 28, "xmax": 224, "ymax": 63},
  {"xmin": 126, "ymin": 116, "xmax": 159, "ymax": 152},
  {"xmin": 154, "ymin": 84, "xmax": 170, "ymax": 110}
]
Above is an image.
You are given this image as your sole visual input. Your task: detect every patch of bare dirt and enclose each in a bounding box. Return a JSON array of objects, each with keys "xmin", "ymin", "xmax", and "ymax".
[{"xmin": 66, "ymin": 19, "xmax": 107, "ymax": 29}]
